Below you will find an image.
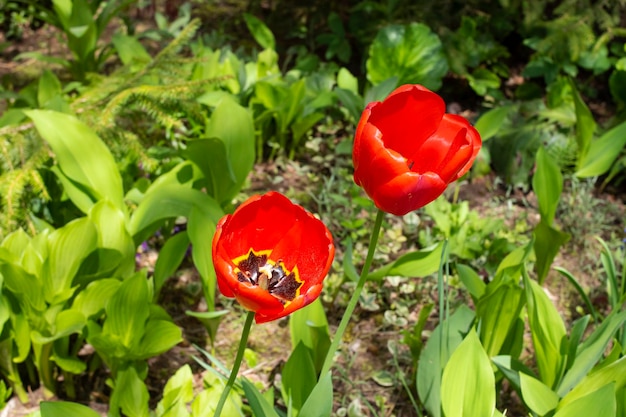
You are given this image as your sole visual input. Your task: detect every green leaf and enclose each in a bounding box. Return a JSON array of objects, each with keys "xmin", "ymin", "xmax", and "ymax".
[
  {"xmin": 557, "ymin": 309, "xmax": 626, "ymax": 396},
  {"xmin": 441, "ymin": 328, "xmax": 496, "ymax": 417},
  {"xmin": 44, "ymin": 217, "xmax": 98, "ymax": 304},
  {"xmin": 290, "ymin": 299, "xmax": 330, "ymax": 373},
  {"xmin": 520, "ymin": 372, "xmax": 559, "ymax": 415},
  {"xmin": 533, "ymin": 146, "xmax": 563, "ymax": 224},
  {"xmin": 569, "ymin": 79, "xmax": 596, "ymax": 165},
  {"xmin": 183, "ymin": 139, "xmax": 235, "ymax": 205},
  {"xmin": 474, "ymin": 106, "xmax": 514, "ymax": 142},
  {"xmin": 533, "ymin": 220, "xmax": 570, "ymax": 285},
  {"xmin": 467, "ymin": 68, "xmax": 501, "ymax": 96},
  {"xmin": 111, "ymin": 366, "xmax": 150, "ymax": 417},
  {"xmin": 129, "ymin": 185, "xmax": 222, "ymax": 245},
  {"xmin": 368, "ymin": 243, "xmax": 443, "ymax": 281},
  {"xmin": 457, "ymin": 264, "xmax": 486, "ymax": 300},
  {"xmin": 157, "ymin": 364, "xmax": 194, "ymax": 414},
  {"xmin": 576, "ymin": 119, "xmax": 626, "ymax": 177},
  {"xmin": 281, "ymin": 342, "xmax": 317, "ymax": 414},
  {"xmin": 31, "ymin": 310, "xmax": 86, "ymax": 344},
  {"xmin": 111, "ymin": 33, "xmax": 151, "ymax": 68},
  {"xmin": 40, "ymin": 401, "xmax": 102, "ymax": 417},
  {"xmin": 134, "ymin": 319, "xmax": 182, "ymax": 359},
  {"xmin": 103, "ymin": 271, "xmax": 150, "ymax": 351},
  {"xmin": 37, "ymin": 70, "xmax": 63, "ymax": 108},
  {"xmin": 555, "ymin": 267, "xmax": 598, "ymax": 322},
  {"xmin": 71, "ymin": 278, "xmax": 121, "ymax": 319},
  {"xmin": 556, "ymin": 383, "xmax": 616, "ymax": 417},
  {"xmin": 476, "ymin": 282, "xmax": 524, "ymax": 357},
  {"xmin": 154, "ymin": 231, "xmax": 190, "ymax": 296},
  {"xmin": 298, "ymin": 372, "xmax": 333, "ymax": 417},
  {"xmin": 88, "ymin": 200, "xmax": 135, "ymax": 278},
  {"xmin": 523, "ymin": 273, "xmax": 567, "ymax": 389},
  {"xmin": 337, "ymin": 67, "xmax": 358, "ymax": 94},
  {"xmin": 25, "ymin": 110, "xmax": 125, "ymax": 212},
  {"xmin": 241, "ymin": 378, "xmax": 280, "ymax": 417},
  {"xmin": 243, "ymin": 13, "xmax": 275, "ymax": 50},
  {"xmin": 188, "ymin": 206, "xmax": 217, "ymax": 313},
  {"xmin": 417, "ymin": 305, "xmax": 475, "ymax": 417},
  {"xmin": 367, "ymin": 23, "xmax": 448, "ymax": 90}
]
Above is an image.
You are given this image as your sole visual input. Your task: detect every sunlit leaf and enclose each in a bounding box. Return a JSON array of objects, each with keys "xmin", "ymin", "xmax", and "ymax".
[
  {"xmin": 520, "ymin": 372, "xmax": 559, "ymax": 415},
  {"xmin": 40, "ymin": 401, "xmax": 101, "ymax": 417},
  {"xmin": 441, "ymin": 328, "xmax": 496, "ymax": 417},
  {"xmin": 299, "ymin": 372, "xmax": 333, "ymax": 417},
  {"xmin": 367, "ymin": 23, "xmax": 448, "ymax": 90}
]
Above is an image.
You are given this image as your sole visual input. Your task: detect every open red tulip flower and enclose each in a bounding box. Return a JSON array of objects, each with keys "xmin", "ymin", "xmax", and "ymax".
[
  {"xmin": 212, "ymin": 192, "xmax": 335, "ymax": 323},
  {"xmin": 353, "ymin": 84, "xmax": 482, "ymax": 216}
]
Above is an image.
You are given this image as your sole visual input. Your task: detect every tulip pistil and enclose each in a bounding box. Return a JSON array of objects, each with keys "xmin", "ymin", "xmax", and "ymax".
[{"xmin": 234, "ymin": 250, "xmax": 302, "ymax": 303}]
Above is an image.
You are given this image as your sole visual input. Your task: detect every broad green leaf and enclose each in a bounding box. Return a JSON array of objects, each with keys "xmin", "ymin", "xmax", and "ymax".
[
  {"xmin": 89, "ymin": 200, "xmax": 135, "ymax": 278},
  {"xmin": 492, "ymin": 355, "xmax": 537, "ymax": 392},
  {"xmin": 31, "ymin": 310, "xmax": 86, "ymax": 344},
  {"xmin": 134, "ymin": 319, "xmax": 182, "ymax": 359},
  {"xmin": 26, "ymin": 110, "xmax": 124, "ymax": 212},
  {"xmin": 71, "ymin": 278, "xmax": 121, "ymax": 319},
  {"xmin": 556, "ymin": 383, "xmax": 616, "ymax": 417},
  {"xmin": 282, "ymin": 342, "xmax": 317, "ymax": 415},
  {"xmin": 417, "ymin": 305, "xmax": 475, "ymax": 417},
  {"xmin": 290, "ymin": 299, "xmax": 330, "ymax": 373},
  {"xmin": 204, "ymin": 98, "xmax": 255, "ymax": 201},
  {"xmin": 298, "ymin": 372, "xmax": 333, "ymax": 417},
  {"xmin": 441, "ymin": 328, "xmax": 495, "ymax": 417},
  {"xmin": 154, "ymin": 231, "xmax": 190, "ymax": 295},
  {"xmin": 576, "ymin": 119, "xmax": 626, "ymax": 177},
  {"xmin": 368, "ymin": 242, "xmax": 443, "ymax": 281},
  {"xmin": 520, "ymin": 372, "xmax": 559, "ymax": 415},
  {"xmin": 188, "ymin": 206, "xmax": 217, "ymax": 313},
  {"xmin": 569, "ymin": 78, "xmax": 596, "ymax": 165},
  {"xmin": 560, "ymin": 355, "xmax": 626, "ymax": 408},
  {"xmin": 52, "ymin": 338, "xmax": 87, "ymax": 374},
  {"xmin": 364, "ymin": 76, "xmax": 398, "ymax": 104},
  {"xmin": 44, "ymin": 217, "xmax": 98, "ymax": 304},
  {"xmin": 50, "ymin": 165, "xmax": 94, "ymax": 213},
  {"xmin": 533, "ymin": 220, "xmax": 570, "ymax": 285},
  {"xmin": 0, "ymin": 256, "xmax": 45, "ymax": 313},
  {"xmin": 467, "ymin": 68, "xmax": 501, "ymax": 96},
  {"xmin": 183, "ymin": 138, "xmax": 235, "ymax": 205},
  {"xmin": 243, "ymin": 13, "xmax": 275, "ymax": 50},
  {"xmin": 191, "ymin": 381, "xmax": 243, "ymax": 417},
  {"xmin": 37, "ymin": 70, "xmax": 62, "ymax": 108},
  {"xmin": 474, "ymin": 106, "xmax": 514, "ymax": 142},
  {"xmin": 456, "ymin": 264, "xmax": 486, "ymax": 300},
  {"xmin": 476, "ymin": 282, "xmax": 524, "ymax": 357},
  {"xmin": 337, "ymin": 67, "xmax": 358, "ymax": 94},
  {"xmin": 367, "ymin": 23, "xmax": 448, "ymax": 90},
  {"xmin": 241, "ymin": 378, "xmax": 280, "ymax": 417},
  {"xmin": 112, "ymin": 366, "xmax": 150, "ymax": 417},
  {"xmin": 157, "ymin": 365, "xmax": 194, "ymax": 416},
  {"xmin": 524, "ymin": 273, "xmax": 567, "ymax": 389},
  {"xmin": 40, "ymin": 401, "xmax": 102, "ymax": 417},
  {"xmin": 103, "ymin": 271, "xmax": 150, "ymax": 351},
  {"xmin": 557, "ymin": 309, "xmax": 626, "ymax": 396},
  {"xmin": 129, "ymin": 185, "xmax": 222, "ymax": 246},
  {"xmin": 533, "ymin": 146, "xmax": 562, "ymax": 224},
  {"xmin": 565, "ymin": 315, "xmax": 591, "ymax": 370},
  {"xmin": 334, "ymin": 88, "xmax": 363, "ymax": 122},
  {"xmin": 111, "ymin": 33, "xmax": 151, "ymax": 68}
]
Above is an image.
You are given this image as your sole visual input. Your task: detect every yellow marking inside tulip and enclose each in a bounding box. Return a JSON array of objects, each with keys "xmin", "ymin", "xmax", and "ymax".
[{"xmin": 233, "ymin": 249, "xmax": 303, "ymax": 304}]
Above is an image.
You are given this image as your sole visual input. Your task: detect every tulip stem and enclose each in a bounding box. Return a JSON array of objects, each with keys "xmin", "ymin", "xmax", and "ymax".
[
  {"xmin": 214, "ymin": 310, "xmax": 255, "ymax": 417},
  {"xmin": 319, "ymin": 208, "xmax": 385, "ymax": 379}
]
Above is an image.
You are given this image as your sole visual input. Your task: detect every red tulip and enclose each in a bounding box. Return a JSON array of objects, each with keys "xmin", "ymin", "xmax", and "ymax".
[
  {"xmin": 212, "ymin": 192, "xmax": 335, "ymax": 323},
  {"xmin": 353, "ymin": 84, "xmax": 482, "ymax": 216}
]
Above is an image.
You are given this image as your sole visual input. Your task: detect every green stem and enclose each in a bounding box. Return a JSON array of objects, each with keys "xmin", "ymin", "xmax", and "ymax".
[
  {"xmin": 214, "ymin": 311, "xmax": 255, "ymax": 417},
  {"xmin": 319, "ymin": 209, "xmax": 385, "ymax": 379}
]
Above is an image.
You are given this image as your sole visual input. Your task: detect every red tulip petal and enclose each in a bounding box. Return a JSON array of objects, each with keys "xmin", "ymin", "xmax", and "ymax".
[
  {"xmin": 368, "ymin": 85, "xmax": 445, "ymax": 158},
  {"xmin": 453, "ymin": 122, "xmax": 482, "ymax": 180},
  {"xmin": 411, "ymin": 114, "xmax": 473, "ymax": 183},
  {"xmin": 372, "ymin": 171, "xmax": 447, "ymax": 215}
]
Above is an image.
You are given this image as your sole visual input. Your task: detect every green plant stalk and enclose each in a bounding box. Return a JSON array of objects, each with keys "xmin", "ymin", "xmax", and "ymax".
[
  {"xmin": 319, "ymin": 209, "xmax": 385, "ymax": 379},
  {"xmin": 214, "ymin": 310, "xmax": 255, "ymax": 417},
  {"xmin": 438, "ymin": 240, "xmax": 450, "ymax": 365}
]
